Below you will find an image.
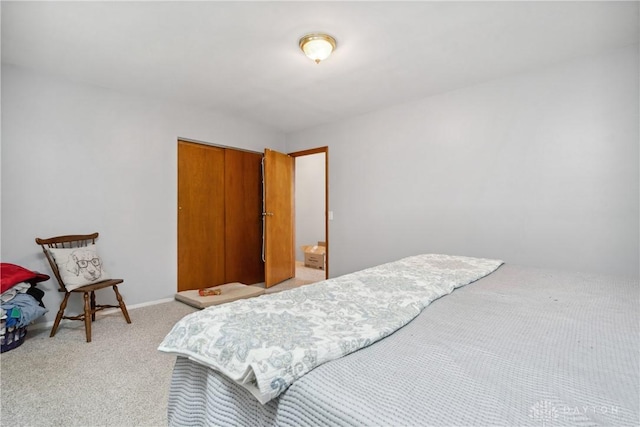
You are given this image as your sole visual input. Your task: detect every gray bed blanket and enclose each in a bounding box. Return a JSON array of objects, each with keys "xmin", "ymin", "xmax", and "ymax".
[
  {"xmin": 160, "ymin": 254, "xmax": 502, "ymax": 403},
  {"xmin": 167, "ymin": 264, "xmax": 639, "ymax": 426}
]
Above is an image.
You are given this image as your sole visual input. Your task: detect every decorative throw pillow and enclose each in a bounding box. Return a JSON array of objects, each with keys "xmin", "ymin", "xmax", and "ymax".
[{"xmin": 47, "ymin": 244, "xmax": 111, "ymax": 291}]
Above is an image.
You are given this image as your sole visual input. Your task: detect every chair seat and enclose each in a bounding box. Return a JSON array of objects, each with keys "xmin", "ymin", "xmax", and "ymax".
[{"xmin": 69, "ymin": 279, "xmax": 124, "ymax": 293}]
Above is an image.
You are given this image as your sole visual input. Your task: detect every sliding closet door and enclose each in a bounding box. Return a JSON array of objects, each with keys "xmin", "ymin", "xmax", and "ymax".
[
  {"xmin": 224, "ymin": 149, "xmax": 264, "ymax": 284},
  {"xmin": 177, "ymin": 141, "xmax": 226, "ymax": 291}
]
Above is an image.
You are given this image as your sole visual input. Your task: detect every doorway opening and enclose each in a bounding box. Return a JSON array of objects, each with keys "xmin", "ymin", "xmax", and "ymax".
[{"xmin": 290, "ymin": 147, "xmax": 329, "ymax": 283}]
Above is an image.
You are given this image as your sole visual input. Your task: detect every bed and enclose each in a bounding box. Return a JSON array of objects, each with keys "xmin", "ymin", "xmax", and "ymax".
[{"xmin": 159, "ymin": 254, "xmax": 639, "ymax": 426}]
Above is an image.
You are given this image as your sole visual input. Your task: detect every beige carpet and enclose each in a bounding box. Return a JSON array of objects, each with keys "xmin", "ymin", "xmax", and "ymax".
[
  {"xmin": 295, "ymin": 260, "xmax": 327, "ymax": 282},
  {"xmin": 0, "ymin": 301, "xmax": 198, "ymax": 426},
  {"xmin": 0, "ymin": 264, "xmax": 326, "ymax": 426},
  {"xmin": 257, "ymin": 261, "xmax": 326, "ymax": 294}
]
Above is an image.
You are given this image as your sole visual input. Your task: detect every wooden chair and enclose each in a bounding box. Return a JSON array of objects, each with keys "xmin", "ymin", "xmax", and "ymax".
[{"xmin": 35, "ymin": 233, "xmax": 131, "ymax": 342}]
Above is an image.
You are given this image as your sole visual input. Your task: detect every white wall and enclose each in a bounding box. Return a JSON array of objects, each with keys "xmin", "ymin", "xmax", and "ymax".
[
  {"xmin": 1, "ymin": 64, "xmax": 285, "ymax": 323},
  {"xmin": 295, "ymin": 153, "xmax": 326, "ymax": 261},
  {"xmin": 2, "ymin": 44, "xmax": 638, "ymax": 328},
  {"xmin": 286, "ymin": 45, "xmax": 639, "ymax": 279}
]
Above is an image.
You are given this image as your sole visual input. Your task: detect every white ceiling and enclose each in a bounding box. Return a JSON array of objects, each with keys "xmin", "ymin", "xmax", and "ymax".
[{"xmin": 2, "ymin": 1, "xmax": 638, "ymax": 133}]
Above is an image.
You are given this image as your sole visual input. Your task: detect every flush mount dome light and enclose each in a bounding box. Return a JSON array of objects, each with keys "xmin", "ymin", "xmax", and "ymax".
[{"xmin": 299, "ymin": 33, "xmax": 336, "ymax": 64}]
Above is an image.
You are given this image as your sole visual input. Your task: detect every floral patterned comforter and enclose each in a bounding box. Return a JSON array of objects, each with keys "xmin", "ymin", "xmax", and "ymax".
[{"xmin": 158, "ymin": 254, "xmax": 503, "ymax": 404}]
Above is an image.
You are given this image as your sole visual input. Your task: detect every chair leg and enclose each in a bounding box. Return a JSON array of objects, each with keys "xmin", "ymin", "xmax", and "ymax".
[
  {"xmin": 90, "ymin": 291, "xmax": 96, "ymax": 321},
  {"xmin": 50, "ymin": 292, "xmax": 70, "ymax": 338},
  {"xmin": 113, "ymin": 285, "xmax": 131, "ymax": 324},
  {"xmin": 83, "ymin": 292, "xmax": 92, "ymax": 343}
]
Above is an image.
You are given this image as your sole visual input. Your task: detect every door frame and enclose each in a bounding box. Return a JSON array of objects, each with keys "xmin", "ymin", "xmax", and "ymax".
[{"xmin": 289, "ymin": 146, "xmax": 329, "ymax": 279}]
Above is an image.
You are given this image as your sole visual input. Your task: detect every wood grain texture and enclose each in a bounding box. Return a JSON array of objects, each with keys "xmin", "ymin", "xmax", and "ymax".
[
  {"xmin": 177, "ymin": 141, "xmax": 225, "ymax": 291},
  {"xmin": 264, "ymin": 149, "xmax": 295, "ymax": 287},
  {"xmin": 224, "ymin": 149, "xmax": 264, "ymax": 284}
]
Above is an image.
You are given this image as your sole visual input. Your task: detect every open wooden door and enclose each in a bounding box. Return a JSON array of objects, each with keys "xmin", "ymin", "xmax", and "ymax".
[{"xmin": 263, "ymin": 149, "xmax": 295, "ymax": 287}]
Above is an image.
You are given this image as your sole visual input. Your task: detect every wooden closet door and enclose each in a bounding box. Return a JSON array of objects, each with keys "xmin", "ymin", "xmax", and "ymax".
[
  {"xmin": 224, "ymin": 149, "xmax": 264, "ymax": 284},
  {"xmin": 263, "ymin": 148, "xmax": 295, "ymax": 287},
  {"xmin": 177, "ymin": 141, "xmax": 225, "ymax": 291}
]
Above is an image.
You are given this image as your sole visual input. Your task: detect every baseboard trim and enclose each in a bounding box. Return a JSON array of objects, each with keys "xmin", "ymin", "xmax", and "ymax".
[{"xmin": 28, "ymin": 297, "xmax": 176, "ymax": 331}]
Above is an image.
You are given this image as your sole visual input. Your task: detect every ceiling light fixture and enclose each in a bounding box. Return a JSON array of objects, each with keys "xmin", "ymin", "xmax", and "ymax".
[{"xmin": 299, "ymin": 33, "xmax": 337, "ymax": 64}]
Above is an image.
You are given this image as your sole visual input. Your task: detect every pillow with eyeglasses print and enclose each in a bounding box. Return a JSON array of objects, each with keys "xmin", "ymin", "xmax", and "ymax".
[{"xmin": 48, "ymin": 244, "xmax": 112, "ymax": 291}]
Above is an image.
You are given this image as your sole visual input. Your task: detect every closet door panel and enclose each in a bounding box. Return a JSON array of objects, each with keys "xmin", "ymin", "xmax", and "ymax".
[
  {"xmin": 178, "ymin": 141, "xmax": 226, "ymax": 291},
  {"xmin": 224, "ymin": 149, "xmax": 264, "ymax": 284}
]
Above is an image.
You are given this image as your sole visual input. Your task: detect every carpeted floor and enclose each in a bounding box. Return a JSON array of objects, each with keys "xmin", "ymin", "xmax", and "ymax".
[
  {"xmin": 0, "ymin": 263, "xmax": 325, "ymax": 426},
  {"xmin": 0, "ymin": 301, "xmax": 197, "ymax": 426},
  {"xmin": 258, "ymin": 261, "xmax": 326, "ymax": 293}
]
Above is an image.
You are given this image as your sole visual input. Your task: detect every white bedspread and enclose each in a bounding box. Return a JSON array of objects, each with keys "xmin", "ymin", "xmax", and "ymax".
[{"xmin": 158, "ymin": 254, "xmax": 503, "ymax": 403}]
